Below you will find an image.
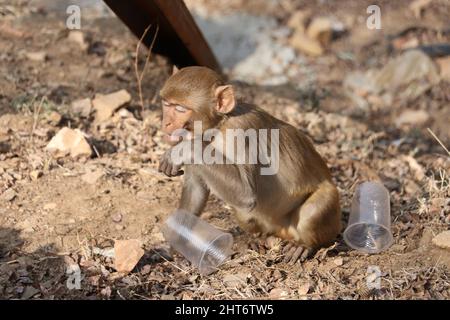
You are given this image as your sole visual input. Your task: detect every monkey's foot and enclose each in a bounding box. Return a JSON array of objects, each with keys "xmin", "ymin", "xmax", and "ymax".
[{"xmin": 281, "ymin": 242, "xmax": 314, "ymax": 265}]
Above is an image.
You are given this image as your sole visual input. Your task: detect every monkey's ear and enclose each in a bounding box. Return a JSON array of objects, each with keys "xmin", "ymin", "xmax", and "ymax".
[
  {"xmin": 215, "ymin": 85, "xmax": 236, "ymax": 114},
  {"xmin": 172, "ymin": 65, "xmax": 179, "ymax": 75}
]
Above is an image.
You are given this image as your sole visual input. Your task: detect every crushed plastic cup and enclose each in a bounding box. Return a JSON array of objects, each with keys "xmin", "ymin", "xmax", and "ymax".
[
  {"xmin": 161, "ymin": 209, "xmax": 233, "ymax": 275},
  {"xmin": 343, "ymin": 181, "xmax": 393, "ymax": 254}
]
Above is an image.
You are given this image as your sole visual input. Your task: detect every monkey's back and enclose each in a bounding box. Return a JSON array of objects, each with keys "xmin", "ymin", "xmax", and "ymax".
[
  {"xmin": 224, "ymin": 103, "xmax": 333, "ymax": 215},
  {"xmin": 225, "ymin": 103, "xmax": 331, "ymax": 183}
]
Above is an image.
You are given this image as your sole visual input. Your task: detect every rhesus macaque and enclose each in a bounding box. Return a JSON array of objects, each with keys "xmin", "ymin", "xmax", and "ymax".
[{"xmin": 158, "ymin": 66, "xmax": 341, "ymax": 263}]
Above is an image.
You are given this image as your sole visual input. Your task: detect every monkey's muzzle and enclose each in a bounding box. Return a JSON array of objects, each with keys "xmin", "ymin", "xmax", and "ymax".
[{"xmin": 163, "ymin": 130, "xmax": 193, "ymax": 145}]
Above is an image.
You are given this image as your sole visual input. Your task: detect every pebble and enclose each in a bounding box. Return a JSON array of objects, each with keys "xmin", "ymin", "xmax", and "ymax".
[
  {"xmin": 1, "ymin": 189, "xmax": 17, "ymax": 202},
  {"xmin": 114, "ymin": 239, "xmax": 144, "ymax": 273},
  {"xmin": 46, "ymin": 127, "xmax": 92, "ymax": 158},
  {"xmin": 112, "ymin": 213, "xmax": 123, "ymax": 223},
  {"xmin": 29, "ymin": 170, "xmax": 42, "ymax": 181},
  {"xmin": 93, "ymin": 89, "xmax": 131, "ymax": 123},
  {"xmin": 432, "ymin": 231, "xmax": 450, "ymax": 249},
  {"xmin": 25, "ymin": 51, "xmax": 47, "ymax": 62}
]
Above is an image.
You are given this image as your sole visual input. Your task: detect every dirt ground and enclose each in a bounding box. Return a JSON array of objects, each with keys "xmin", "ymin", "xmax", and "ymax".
[{"xmin": 0, "ymin": 0, "xmax": 449, "ymax": 300}]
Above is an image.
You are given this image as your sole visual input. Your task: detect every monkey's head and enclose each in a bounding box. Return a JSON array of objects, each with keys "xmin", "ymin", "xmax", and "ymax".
[{"xmin": 159, "ymin": 66, "xmax": 235, "ymax": 145}]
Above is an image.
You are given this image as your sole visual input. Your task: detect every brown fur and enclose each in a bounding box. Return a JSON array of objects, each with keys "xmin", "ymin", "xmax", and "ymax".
[{"xmin": 158, "ymin": 66, "xmax": 341, "ymax": 250}]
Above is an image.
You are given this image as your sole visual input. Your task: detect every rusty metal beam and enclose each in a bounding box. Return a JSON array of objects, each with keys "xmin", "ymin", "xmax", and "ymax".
[{"xmin": 102, "ymin": 0, "xmax": 221, "ymax": 73}]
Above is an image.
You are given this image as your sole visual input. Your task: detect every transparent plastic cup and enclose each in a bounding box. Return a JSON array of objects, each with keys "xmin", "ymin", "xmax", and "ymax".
[
  {"xmin": 343, "ymin": 181, "xmax": 393, "ymax": 254},
  {"xmin": 161, "ymin": 210, "xmax": 233, "ymax": 275}
]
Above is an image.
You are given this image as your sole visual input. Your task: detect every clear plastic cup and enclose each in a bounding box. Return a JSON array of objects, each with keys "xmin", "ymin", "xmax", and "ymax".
[
  {"xmin": 161, "ymin": 209, "xmax": 233, "ymax": 275},
  {"xmin": 343, "ymin": 181, "xmax": 393, "ymax": 254}
]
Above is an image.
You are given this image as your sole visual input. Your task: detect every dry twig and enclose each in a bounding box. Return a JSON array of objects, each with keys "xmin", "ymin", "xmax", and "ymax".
[
  {"xmin": 427, "ymin": 128, "xmax": 450, "ymax": 156},
  {"xmin": 134, "ymin": 24, "xmax": 159, "ymax": 112}
]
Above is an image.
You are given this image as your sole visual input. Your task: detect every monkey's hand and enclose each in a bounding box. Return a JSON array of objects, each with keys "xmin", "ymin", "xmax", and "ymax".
[
  {"xmin": 159, "ymin": 138, "xmax": 209, "ymax": 177},
  {"xmin": 158, "ymin": 148, "xmax": 184, "ymax": 177}
]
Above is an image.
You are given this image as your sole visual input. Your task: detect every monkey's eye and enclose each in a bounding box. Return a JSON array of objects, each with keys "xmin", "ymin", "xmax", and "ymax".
[{"xmin": 175, "ymin": 105, "xmax": 187, "ymax": 113}]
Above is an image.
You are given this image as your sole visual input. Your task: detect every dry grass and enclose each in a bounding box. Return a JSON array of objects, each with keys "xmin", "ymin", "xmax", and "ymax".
[
  {"xmin": 134, "ymin": 24, "xmax": 159, "ymax": 112},
  {"xmin": 428, "ymin": 128, "xmax": 450, "ymax": 157}
]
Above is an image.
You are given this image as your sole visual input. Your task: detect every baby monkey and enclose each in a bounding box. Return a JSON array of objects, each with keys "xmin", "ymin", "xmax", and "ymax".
[{"xmin": 158, "ymin": 66, "xmax": 341, "ymax": 263}]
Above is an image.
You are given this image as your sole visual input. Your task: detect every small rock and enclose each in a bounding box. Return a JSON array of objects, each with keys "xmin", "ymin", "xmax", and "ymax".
[
  {"xmin": 269, "ymin": 287, "xmax": 289, "ymax": 299},
  {"xmin": 405, "ymin": 180, "xmax": 421, "ymax": 195},
  {"xmin": 1, "ymin": 189, "xmax": 17, "ymax": 202},
  {"xmin": 140, "ymin": 265, "xmax": 152, "ymax": 275},
  {"xmin": 88, "ymin": 41, "xmax": 107, "ymax": 56},
  {"xmin": 432, "ymin": 231, "xmax": 450, "ymax": 249},
  {"xmin": 30, "ymin": 170, "xmax": 42, "ymax": 181},
  {"xmin": 25, "ymin": 51, "xmax": 47, "ymax": 62},
  {"xmin": 46, "ymin": 111, "xmax": 62, "ymax": 126},
  {"xmin": 392, "ymin": 37, "xmax": 419, "ymax": 51},
  {"xmin": 21, "ymin": 286, "xmax": 40, "ymax": 300},
  {"xmin": 436, "ymin": 56, "xmax": 450, "ymax": 81},
  {"xmin": 46, "ymin": 127, "xmax": 92, "ymax": 158},
  {"xmin": 0, "ymin": 141, "xmax": 10, "ymax": 153},
  {"xmin": 115, "ymin": 225, "xmax": 124, "ymax": 231},
  {"xmin": 287, "ymin": 10, "xmax": 311, "ymax": 34},
  {"xmin": 93, "ymin": 89, "xmax": 131, "ymax": 123},
  {"xmin": 409, "ymin": 0, "xmax": 432, "ymax": 18},
  {"xmin": 445, "ymin": 215, "xmax": 450, "ymax": 225},
  {"xmin": 15, "ymin": 286, "xmax": 25, "ymax": 295},
  {"xmin": 88, "ymin": 275, "xmax": 101, "ymax": 286},
  {"xmin": 63, "ymin": 255, "xmax": 77, "ymax": 266},
  {"xmin": 100, "ymin": 286, "xmax": 112, "ymax": 298},
  {"xmin": 68, "ymin": 31, "xmax": 88, "ymax": 50},
  {"xmin": 306, "ymin": 17, "xmax": 333, "ymax": 46},
  {"xmin": 81, "ymin": 169, "xmax": 104, "ymax": 184},
  {"xmin": 114, "ymin": 239, "xmax": 145, "ymax": 273},
  {"xmin": 92, "ymin": 247, "xmax": 115, "ymax": 258},
  {"xmin": 395, "ymin": 110, "xmax": 430, "ymax": 127},
  {"xmin": 112, "ymin": 213, "xmax": 122, "ymax": 223},
  {"xmin": 298, "ymin": 283, "xmax": 311, "ymax": 296},
  {"xmin": 402, "ymin": 155, "xmax": 426, "ymax": 181},
  {"xmin": 290, "ymin": 31, "xmax": 323, "ymax": 56},
  {"xmin": 333, "ymin": 257, "xmax": 344, "ymax": 266},
  {"xmin": 181, "ymin": 292, "xmax": 193, "ymax": 300},
  {"xmin": 43, "ymin": 203, "xmax": 57, "ymax": 211},
  {"xmin": 71, "ymin": 98, "xmax": 92, "ymax": 118},
  {"xmin": 374, "ymin": 50, "xmax": 440, "ymax": 101},
  {"xmin": 265, "ymin": 236, "xmax": 282, "ymax": 252},
  {"xmin": 12, "ymin": 172, "xmax": 22, "ymax": 180},
  {"xmin": 420, "ymin": 228, "xmax": 434, "ymax": 248},
  {"xmin": 345, "ymin": 50, "xmax": 440, "ymax": 106},
  {"xmin": 117, "ymin": 108, "xmax": 134, "ymax": 119},
  {"xmin": 430, "ymin": 198, "xmax": 446, "ymax": 208},
  {"xmin": 307, "ymin": 118, "xmax": 327, "ymax": 141},
  {"xmin": 382, "ymin": 177, "xmax": 401, "ymax": 192},
  {"xmin": 344, "ymin": 71, "xmax": 376, "ymax": 99},
  {"xmin": 107, "ymin": 52, "xmax": 126, "ymax": 65},
  {"xmin": 271, "ymin": 270, "xmax": 283, "ymax": 281},
  {"xmin": 276, "ymin": 47, "xmax": 296, "ymax": 66},
  {"xmin": 390, "ymin": 244, "xmax": 406, "ymax": 253}
]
